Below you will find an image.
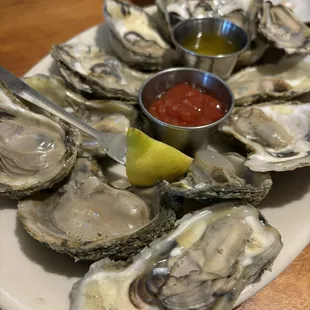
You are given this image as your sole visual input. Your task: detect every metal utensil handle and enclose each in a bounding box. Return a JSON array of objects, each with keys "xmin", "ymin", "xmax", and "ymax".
[{"xmin": 0, "ymin": 66, "xmax": 101, "ymax": 142}]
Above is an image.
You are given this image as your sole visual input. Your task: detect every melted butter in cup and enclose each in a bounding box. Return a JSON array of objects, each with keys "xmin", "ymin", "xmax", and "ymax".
[
  {"xmin": 181, "ymin": 32, "xmax": 240, "ymax": 56},
  {"xmin": 171, "ymin": 18, "xmax": 249, "ymax": 79}
]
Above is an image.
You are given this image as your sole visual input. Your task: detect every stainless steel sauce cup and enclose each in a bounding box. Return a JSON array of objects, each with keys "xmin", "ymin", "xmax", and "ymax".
[
  {"xmin": 138, "ymin": 67, "xmax": 234, "ymax": 156},
  {"xmin": 171, "ymin": 18, "xmax": 249, "ymax": 79}
]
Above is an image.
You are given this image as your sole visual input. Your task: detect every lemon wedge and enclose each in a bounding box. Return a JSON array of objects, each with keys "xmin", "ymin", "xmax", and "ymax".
[{"xmin": 126, "ymin": 128, "xmax": 193, "ymax": 187}]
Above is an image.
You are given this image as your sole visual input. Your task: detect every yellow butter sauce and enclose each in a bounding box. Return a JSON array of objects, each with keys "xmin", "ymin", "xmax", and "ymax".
[{"xmin": 181, "ymin": 32, "xmax": 239, "ymax": 56}]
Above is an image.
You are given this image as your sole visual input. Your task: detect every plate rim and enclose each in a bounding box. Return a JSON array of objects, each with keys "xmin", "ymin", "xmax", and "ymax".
[{"xmin": 1, "ymin": 3, "xmax": 310, "ymax": 310}]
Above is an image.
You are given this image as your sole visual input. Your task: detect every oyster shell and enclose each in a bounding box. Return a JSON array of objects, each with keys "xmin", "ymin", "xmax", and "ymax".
[
  {"xmin": 156, "ymin": 0, "xmax": 268, "ymax": 67},
  {"xmin": 52, "ymin": 44, "xmax": 151, "ymax": 101},
  {"xmin": 220, "ymin": 101, "xmax": 310, "ymax": 172},
  {"xmin": 24, "ymin": 74, "xmax": 139, "ymax": 155},
  {"xmin": 104, "ymin": 0, "xmax": 178, "ymax": 71},
  {"xmin": 156, "ymin": 0, "xmax": 261, "ymax": 36},
  {"xmin": 0, "ymin": 82, "xmax": 80, "ymax": 199},
  {"xmin": 235, "ymin": 35, "xmax": 269, "ymax": 69},
  {"xmin": 190, "ymin": 0, "xmax": 261, "ymax": 25},
  {"xmin": 259, "ymin": 1, "xmax": 310, "ymax": 54},
  {"xmin": 228, "ymin": 55, "xmax": 310, "ymax": 106},
  {"xmin": 18, "ymin": 157, "xmax": 176, "ymax": 261},
  {"xmin": 155, "ymin": 0, "xmax": 191, "ymax": 33},
  {"xmin": 159, "ymin": 149, "xmax": 272, "ymax": 208},
  {"xmin": 70, "ymin": 201, "xmax": 282, "ymax": 310},
  {"xmin": 198, "ymin": 0, "xmax": 267, "ymax": 68}
]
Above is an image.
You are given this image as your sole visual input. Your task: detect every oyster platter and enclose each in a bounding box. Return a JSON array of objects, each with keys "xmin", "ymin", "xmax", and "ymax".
[{"xmin": 1, "ymin": 0, "xmax": 310, "ymax": 309}]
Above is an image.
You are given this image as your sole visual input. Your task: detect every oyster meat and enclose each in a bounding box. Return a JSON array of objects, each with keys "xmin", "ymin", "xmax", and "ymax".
[
  {"xmin": 220, "ymin": 101, "xmax": 310, "ymax": 172},
  {"xmin": 159, "ymin": 149, "xmax": 272, "ymax": 208},
  {"xmin": 104, "ymin": 0, "xmax": 178, "ymax": 71},
  {"xmin": 235, "ymin": 35, "xmax": 269, "ymax": 69},
  {"xmin": 24, "ymin": 74, "xmax": 139, "ymax": 155},
  {"xmin": 52, "ymin": 44, "xmax": 151, "ymax": 101},
  {"xmin": 156, "ymin": 0, "xmax": 261, "ymax": 37},
  {"xmin": 70, "ymin": 201, "xmax": 282, "ymax": 310},
  {"xmin": 156, "ymin": 0, "xmax": 268, "ymax": 67},
  {"xmin": 258, "ymin": 1, "xmax": 310, "ymax": 54},
  {"xmin": 155, "ymin": 0, "xmax": 191, "ymax": 33},
  {"xmin": 228, "ymin": 55, "xmax": 310, "ymax": 106},
  {"xmin": 18, "ymin": 157, "xmax": 176, "ymax": 261},
  {"xmin": 0, "ymin": 82, "xmax": 80, "ymax": 199}
]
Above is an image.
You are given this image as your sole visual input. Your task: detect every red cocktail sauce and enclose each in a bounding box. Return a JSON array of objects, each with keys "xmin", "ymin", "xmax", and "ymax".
[{"xmin": 148, "ymin": 83, "xmax": 228, "ymax": 127}]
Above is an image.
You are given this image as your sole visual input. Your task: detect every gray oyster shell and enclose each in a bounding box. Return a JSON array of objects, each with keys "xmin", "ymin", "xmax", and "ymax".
[
  {"xmin": 0, "ymin": 82, "xmax": 80, "ymax": 199},
  {"xmin": 155, "ymin": 0, "xmax": 191, "ymax": 33},
  {"xmin": 18, "ymin": 157, "xmax": 176, "ymax": 261},
  {"xmin": 51, "ymin": 44, "xmax": 151, "ymax": 101},
  {"xmin": 159, "ymin": 149, "xmax": 272, "ymax": 208},
  {"xmin": 104, "ymin": 0, "xmax": 178, "ymax": 71},
  {"xmin": 228, "ymin": 55, "xmax": 310, "ymax": 106},
  {"xmin": 259, "ymin": 1, "xmax": 310, "ymax": 54},
  {"xmin": 24, "ymin": 74, "xmax": 139, "ymax": 155},
  {"xmin": 220, "ymin": 101, "xmax": 310, "ymax": 172},
  {"xmin": 156, "ymin": 0, "xmax": 261, "ymax": 37},
  {"xmin": 70, "ymin": 201, "xmax": 282, "ymax": 310},
  {"xmin": 156, "ymin": 0, "xmax": 268, "ymax": 67},
  {"xmin": 235, "ymin": 35, "xmax": 269, "ymax": 69}
]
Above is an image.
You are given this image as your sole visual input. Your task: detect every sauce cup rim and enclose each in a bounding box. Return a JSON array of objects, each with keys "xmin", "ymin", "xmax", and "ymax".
[
  {"xmin": 171, "ymin": 17, "xmax": 250, "ymax": 59},
  {"xmin": 138, "ymin": 67, "xmax": 235, "ymax": 131}
]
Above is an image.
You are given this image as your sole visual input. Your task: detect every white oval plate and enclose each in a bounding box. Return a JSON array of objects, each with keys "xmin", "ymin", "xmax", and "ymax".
[{"xmin": 1, "ymin": 4, "xmax": 310, "ymax": 310}]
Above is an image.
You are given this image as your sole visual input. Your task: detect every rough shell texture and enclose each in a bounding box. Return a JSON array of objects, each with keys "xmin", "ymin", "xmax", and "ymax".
[
  {"xmin": 220, "ymin": 101, "xmax": 310, "ymax": 172},
  {"xmin": 159, "ymin": 150, "xmax": 272, "ymax": 209},
  {"xmin": 18, "ymin": 157, "xmax": 176, "ymax": 261},
  {"xmin": 155, "ymin": 0, "xmax": 191, "ymax": 33},
  {"xmin": 228, "ymin": 55, "xmax": 310, "ymax": 106},
  {"xmin": 104, "ymin": 0, "xmax": 178, "ymax": 71},
  {"xmin": 24, "ymin": 74, "xmax": 140, "ymax": 155},
  {"xmin": 51, "ymin": 44, "xmax": 151, "ymax": 101},
  {"xmin": 236, "ymin": 35, "xmax": 270, "ymax": 69},
  {"xmin": 0, "ymin": 82, "xmax": 80, "ymax": 199},
  {"xmin": 70, "ymin": 201, "xmax": 283, "ymax": 310},
  {"xmin": 258, "ymin": 1, "xmax": 310, "ymax": 54}
]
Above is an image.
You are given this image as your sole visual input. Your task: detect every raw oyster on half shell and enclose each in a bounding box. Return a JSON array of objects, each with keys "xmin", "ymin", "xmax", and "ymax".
[
  {"xmin": 70, "ymin": 201, "xmax": 282, "ymax": 310},
  {"xmin": 155, "ymin": 0, "xmax": 191, "ymax": 33},
  {"xmin": 156, "ymin": 0, "xmax": 261, "ymax": 38},
  {"xmin": 24, "ymin": 74, "xmax": 139, "ymax": 155},
  {"xmin": 52, "ymin": 44, "xmax": 151, "ymax": 101},
  {"xmin": 24, "ymin": 74, "xmax": 139, "ymax": 130},
  {"xmin": 220, "ymin": 101, "xmax": 310, "ymax": 172},
  {"xmin": 228, "ymin": 55, "xmax": 310, "ymax": 106},
  {"xmin": 259, "ymin": 1, "xmax": 310, "ymax": 54},
  {"xmin": 0, "ymin": 82, "xmax": 80, "ymax": 199},
  {"xmin": 159, "ymin": 149, "xmax": 272, "ymax": 208},
  {"xmin": 156, "ymin": 0, "xmax": 268, "ymax": 67},
  {"xmin": 104, "ymin": 0, "xmax": 178, "ymax": 71},
  {"xmin": 235, "ymin": 35, "xmax": 269, "ymax": 69},
  {"xmin": 18, "ymin": 157, "xmax": 176, "ymax": 261}
]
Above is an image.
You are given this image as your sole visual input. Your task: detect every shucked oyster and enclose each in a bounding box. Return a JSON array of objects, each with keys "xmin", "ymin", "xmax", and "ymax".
[
  {"xmin": 236, "ymin": 35, "xmax": 269, "ymax": 69},
  {"xmin": 156, "ymin": 0, "xmax": 261, "ymax": 37},
  {"xmin": 228, "ymin": 55, "xmax": 310, "ymax": 106},
  {"xmin": 155, "ymin": 0, "xmax": 191, "ymax": 33},
  {"xmin": 0, "ymin": 82, "xmax": 80, "ymax": 199},
  {"xmin": 52, "ymin": 44, "xmax": 151, "ymax": 101},
  {"xmin": 70, "ymin": 201, "xmax": 282, "ymax": 310},
  {"xmin": 159, "ymin": 149, "xmax": 272, "ymax": 208},
  {"xmin": 193, "ymin": 0, "xmax": 268, "ymax": 68},
  {"xmin": 104, "ymin": 0, "xmax": 178, "ymax": 71},
  {"xmin": 156, "ymin": 0, "xmax": 268, "ymax": 67},
  {"xmin": 24, "ymin": 74, "xmax": 139, "ymax": 154},
  {"xmin": 220, "ymin": 101, "xmax": 310, "ymax": 172},
  {"xmin": 259, "ymin": 1, "xmax": 310, "ymax": 54},
  {"xmin": 18, "ymin": 157, "xmax": 176, "ymax": 261}
]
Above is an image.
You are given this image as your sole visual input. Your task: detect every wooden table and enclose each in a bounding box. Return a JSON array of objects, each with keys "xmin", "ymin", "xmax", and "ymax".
[{"xmin": 0, "ymin": 0, "xmax": 309, "ymax": 309}]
